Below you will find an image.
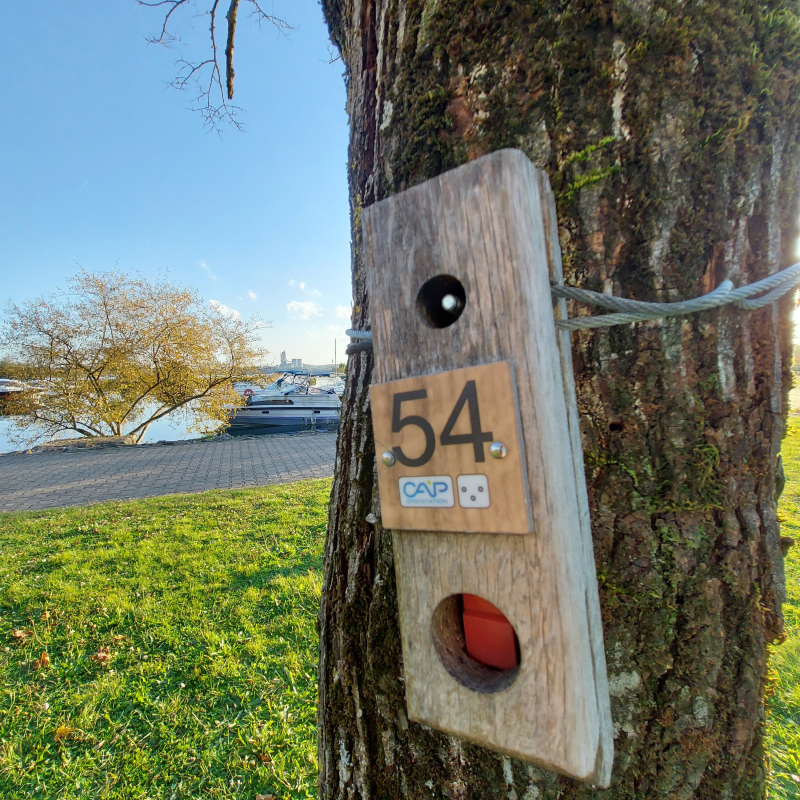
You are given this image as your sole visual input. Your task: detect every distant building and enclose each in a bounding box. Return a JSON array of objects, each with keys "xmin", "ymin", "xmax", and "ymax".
[{"xmin": 275, "ymin": 352, "xmax": 303, "ymax": 370}]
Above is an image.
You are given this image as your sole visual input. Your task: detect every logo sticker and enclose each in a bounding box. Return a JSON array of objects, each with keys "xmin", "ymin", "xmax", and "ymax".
[{"xmin": 399, "ymin": 476, "xmax": 455, "ymax": 508}]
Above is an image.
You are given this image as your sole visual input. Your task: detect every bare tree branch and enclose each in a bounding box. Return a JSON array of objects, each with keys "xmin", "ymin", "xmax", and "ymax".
[
  {"xmin": 138, "ymin": 0, "xmax": 292, "ymax": 131},
  {"xmin": 137, "ymin": 0, "xmax": 191, "ymax": 44},
  {"xmin": 323, "ymin": 44, "xmax": 342, "ymax": 65},
  {"xmin": 225, "ymin": 0, "xmax": 239, "ymax": 100}
]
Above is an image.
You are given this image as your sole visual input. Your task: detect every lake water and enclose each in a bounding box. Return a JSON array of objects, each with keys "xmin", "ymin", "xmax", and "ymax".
[
  {"xmin": 0, "ymin": 412, "xmax": 215, "ymax": 454},
  {"xmin": 0, "ymin": 377, "xmax": 345, "ymax": 453}
]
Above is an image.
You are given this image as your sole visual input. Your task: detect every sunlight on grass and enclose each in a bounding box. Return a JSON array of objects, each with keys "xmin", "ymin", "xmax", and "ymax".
[
  {"xmin": 0, "ymin": 480, "xmax": 331, "ymax": 799},
  {"xmin": 1, "ymin": 440, "xmax": 799, "ymax": 798},
  {"xmin": 768, "ymin": 417, "xmax": 800, "ymax": 799}
]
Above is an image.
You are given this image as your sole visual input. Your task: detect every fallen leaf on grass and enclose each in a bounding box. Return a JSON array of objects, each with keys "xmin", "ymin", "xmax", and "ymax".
[
  {"xmin": 54, "ymin": 725, "xmax": 74, "ymax": 742},
  {"xmin": 32, "ymin": 651, "xmax": 50, "ymax": 669},
  {"xmin": 11, "ymin": 629, "xmax": 32, "ymax": 642},
  {"xmin": 255, "ymin": 795, "xmax": 275, "ymax": 800},
  {"xmin": 91, "ymin": 646, "xmax": 112, "ymax": 665},
  {"xmin": 39, "ymin": 611, "xmax": 50, "ymax": 621},
  {"xmin": 111, "ymin": 635, "xmax": 124, "ymax": 643},
  {"xmin": 256, "ymin": 753, "xmax": 272, "ymax": 763}
]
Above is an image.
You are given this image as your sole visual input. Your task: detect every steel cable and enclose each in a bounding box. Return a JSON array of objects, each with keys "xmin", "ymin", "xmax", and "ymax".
[
  {"xmin": 553, "ymin": 262, "xmax": 800, "ymax": 330},
  {"xmin": 345, "ymin": 262, "xmax": 800, "ymax": 347}
]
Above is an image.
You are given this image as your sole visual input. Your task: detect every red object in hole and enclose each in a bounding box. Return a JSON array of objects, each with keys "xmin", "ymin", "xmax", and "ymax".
[{"xmin": 461, "ymin": 594, "xmax": 519, "ymax": 670}]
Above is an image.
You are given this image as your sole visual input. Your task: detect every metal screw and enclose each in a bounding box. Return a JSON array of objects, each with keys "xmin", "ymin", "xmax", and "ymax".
[
  {"xmin": 441, "ymin": 294, "xmax": 460, "ymax": 312},
  {"xmin": 381, "ymin": 451, "xmax": 396, "ymax": 467},
  {"xmin": 489, "ymin": 441, "xmax": 508, "ymax": 459}
]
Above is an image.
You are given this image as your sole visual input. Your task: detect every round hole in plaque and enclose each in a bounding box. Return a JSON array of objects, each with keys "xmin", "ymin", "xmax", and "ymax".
[
  {"xmin": 416, "ymin": 275, "xmax": 467, "ymax": 328},
  {"xmin": 431, "ymin": 594, "xmax": 520, "ymax": 694}
]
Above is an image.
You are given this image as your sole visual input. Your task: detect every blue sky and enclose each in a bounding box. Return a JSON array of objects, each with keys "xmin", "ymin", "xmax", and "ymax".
[{"xmin": 0, "ymin": 1, "xmax": 352, "ymax": 366}]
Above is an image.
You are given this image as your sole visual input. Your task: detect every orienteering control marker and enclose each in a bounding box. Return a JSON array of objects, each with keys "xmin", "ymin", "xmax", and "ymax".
[{"xmin": 363, "ymin": 149, "xmax": 614, "ymax": 785}]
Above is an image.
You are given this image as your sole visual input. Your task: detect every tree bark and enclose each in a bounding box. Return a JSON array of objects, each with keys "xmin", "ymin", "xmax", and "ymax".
[{"xmin": 317, "ymin": 0, "xmax": 800, "ymax": 797}]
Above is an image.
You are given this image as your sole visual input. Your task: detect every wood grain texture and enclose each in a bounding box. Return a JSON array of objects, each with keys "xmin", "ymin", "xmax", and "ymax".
[
  {"xmin": 538, "ymin": 171, "xmax": 614, "ymax": 785},
  {"xmin": 363, "ymin": 149, "xmax": 613, "ymax": 784},
  {"xmin": 370, "ymin": 361, "xmax": 531, "ymax": 534}
]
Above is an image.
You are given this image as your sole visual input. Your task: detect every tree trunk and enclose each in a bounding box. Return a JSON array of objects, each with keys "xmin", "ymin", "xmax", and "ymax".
[{"xmin": 317, "ymin": 0, "xmax": 800, "ymax": 796}]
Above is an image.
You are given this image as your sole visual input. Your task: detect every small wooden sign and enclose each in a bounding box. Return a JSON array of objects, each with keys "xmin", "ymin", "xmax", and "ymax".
[
  {"xmin": 370, "ymin": 361, "xmax": 531, "ymax": 534},
  {"xmin": 362, "ymin": 149, "xmax": 613, "ymax": 786}
]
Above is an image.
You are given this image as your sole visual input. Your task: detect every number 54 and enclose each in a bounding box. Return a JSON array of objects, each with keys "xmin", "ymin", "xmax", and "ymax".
[{"xmin": 391, "ymin": 380, "xmax": 493, "ymax": 468}]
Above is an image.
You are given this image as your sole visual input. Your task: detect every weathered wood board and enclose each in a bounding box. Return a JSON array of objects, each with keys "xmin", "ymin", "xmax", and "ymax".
[
  {"xmin": 362, "ymin": 149, "xmax": 613, "ymax": 785},
  {"xmin": 538, "ymin": 169, "xmax": 614, "ymax": 784},
  {"xmin": 370, "ymin": 361, "xmax": 531, "ymax": 534}
]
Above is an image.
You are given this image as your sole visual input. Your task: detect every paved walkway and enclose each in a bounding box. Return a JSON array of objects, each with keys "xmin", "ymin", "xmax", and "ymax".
[{"xmin": 0, "ymin": 433, "xmax": 337, "ymax": 512}]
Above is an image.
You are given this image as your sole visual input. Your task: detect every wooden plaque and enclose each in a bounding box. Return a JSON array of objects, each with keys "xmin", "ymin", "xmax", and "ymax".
[
  {"xmin": 362, "ymin": 149, "xmax": 613, "ymax": 785},
  {"xmin": 370, "ymin": 361, "xmax": 531, "ymax": 534}
]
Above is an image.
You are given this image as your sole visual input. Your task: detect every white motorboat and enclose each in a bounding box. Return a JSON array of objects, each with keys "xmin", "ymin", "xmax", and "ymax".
[
  {"xmin": 313, "ymin": 373, "xmax": 345, "ymax": 397},
  {"xmin": 229, "ymin": 371, "xmax": 340, "ymax": 432},
  {"xmin": 0, "ymin": 379, "xmax": 29, "ymax": 414},
  {"xmin": 0, "ymin": 378, "xmax": 26, "ymax": 399}
]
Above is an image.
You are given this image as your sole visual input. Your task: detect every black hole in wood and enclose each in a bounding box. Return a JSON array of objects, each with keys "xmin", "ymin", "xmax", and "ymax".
[
  {"xmin": 609, "ymin": 422, "xmax": 623, "ymax": 433},
  {"xmin": 416, "ymin": 275, "xmax": 466, "ymax": 329},
  {"xmin": 431, "ymin": 594, "xmax": 520, "ymax": 694}
]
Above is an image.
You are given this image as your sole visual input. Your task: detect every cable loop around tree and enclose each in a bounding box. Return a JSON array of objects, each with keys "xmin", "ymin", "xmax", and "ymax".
[
  {"xmin": 345, "ymin": 262, "xmax": 800, "ymax": 351},
  {"xmin": 552, "ymin": 261, "xmax": 800, "ymax": 330}
]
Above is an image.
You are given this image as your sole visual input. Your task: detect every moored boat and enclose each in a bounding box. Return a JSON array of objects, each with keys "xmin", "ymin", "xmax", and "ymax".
[
  {"xmin": 0, "ymin": 378, "xmax": 29, "ymax": 415},
  {"xmin": 229, "ymin": 371, "xmax": 340, "ymax": 432},
  {"xmin": 0, "ymin": 378, "xmax": 26, "ymax": 399}
]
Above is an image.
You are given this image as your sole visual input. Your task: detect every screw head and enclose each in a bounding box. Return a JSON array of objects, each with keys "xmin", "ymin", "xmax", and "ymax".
[
  {"xmin": 441, "ymin": 293, "xmax": 459, "ymax": 312},
  {"xmin": 381, "ymin": 451, "xmax": 396, "ymax": 467},
  {"xmin": 489, "ymin": 441, "xmax": 508, "ymax": 459}
]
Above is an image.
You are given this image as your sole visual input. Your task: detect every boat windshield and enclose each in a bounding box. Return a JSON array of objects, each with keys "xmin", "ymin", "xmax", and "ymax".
[
  {"xmin": 274, "ymin": 371, "xmax": 314, "ymax": 390},
  {"xmin": 247, "ymin": 397, "xmax": 295, "ymax": 406}
]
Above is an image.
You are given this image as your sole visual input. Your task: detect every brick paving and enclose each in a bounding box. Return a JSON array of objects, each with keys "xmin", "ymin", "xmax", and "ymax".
[{"xmin": 0, "ymin": 433, "xmax": 337, "ymax": 512}]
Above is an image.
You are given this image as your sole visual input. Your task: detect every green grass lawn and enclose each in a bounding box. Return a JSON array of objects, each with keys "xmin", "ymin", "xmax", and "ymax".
[
  {"xmin": 0, "ymin": 480, "xmax": 331, "ymax": 800},
  {"xmin": 0, "ymin": 451, "xmax": 798, "ymax": 799},
  {"xmin": 768, "ymin": 417, "xmax": 800, "ymax": 799}
]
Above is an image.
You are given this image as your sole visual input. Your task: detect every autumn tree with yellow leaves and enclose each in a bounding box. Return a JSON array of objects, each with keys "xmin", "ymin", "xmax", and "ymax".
[{"xmin": 1, "ymin": 271, "xmax": 267, "ymax": 443}]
